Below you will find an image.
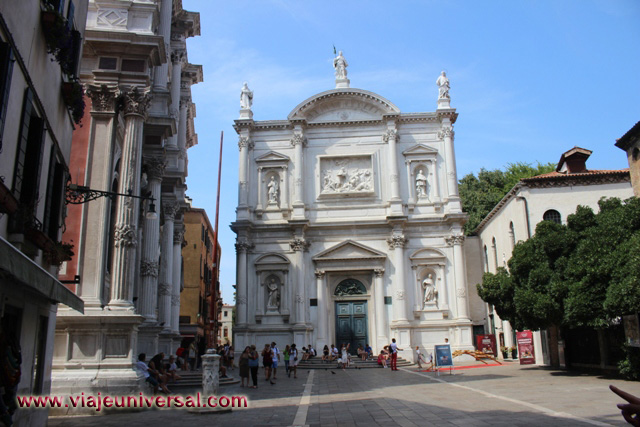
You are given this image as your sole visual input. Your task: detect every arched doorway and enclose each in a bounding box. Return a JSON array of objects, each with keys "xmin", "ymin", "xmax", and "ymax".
[{"xmin": 334, "ymin": 279, "xmax": 368, "ymax": 355}]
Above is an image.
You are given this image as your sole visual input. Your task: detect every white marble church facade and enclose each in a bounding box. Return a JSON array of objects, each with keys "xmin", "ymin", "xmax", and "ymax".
[{"xmin": 232, "ymin": 59, "xmax": 474, "ymax": 360}]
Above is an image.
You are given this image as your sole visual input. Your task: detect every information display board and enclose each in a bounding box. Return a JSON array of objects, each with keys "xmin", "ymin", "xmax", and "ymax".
[
  {"xmin": 516, "ymin": 330, "xmax": 536, "ymax": 365},
  {"xmin": 475, "ymin": 334, "xmax": 497, "ymax": 355},
  {"xmin": 434, "ymin": 344, "xmax": 453, "ymax": 367}
]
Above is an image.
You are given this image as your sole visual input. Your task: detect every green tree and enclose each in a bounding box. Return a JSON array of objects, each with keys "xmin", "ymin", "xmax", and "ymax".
[{"xmin": 459, "ymin": 162, "xmax": 555, "ymax": 234}]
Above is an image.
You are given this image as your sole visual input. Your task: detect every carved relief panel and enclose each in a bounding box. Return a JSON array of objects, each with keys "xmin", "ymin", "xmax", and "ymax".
[{"xmin": 317, "ymin": 155, "xmax": 375, "ymax": 199}]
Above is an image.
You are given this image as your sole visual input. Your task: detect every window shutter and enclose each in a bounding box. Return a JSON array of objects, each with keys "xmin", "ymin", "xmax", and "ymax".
[{"xmin": 0, "ymin": 41, "xmax": 14, "ymax": 153}]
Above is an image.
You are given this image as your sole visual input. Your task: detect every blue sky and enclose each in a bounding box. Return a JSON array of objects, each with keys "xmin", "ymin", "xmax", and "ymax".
[{"xmin": 181, "ymin": 0, "xmax": 640, "ymax": 304}]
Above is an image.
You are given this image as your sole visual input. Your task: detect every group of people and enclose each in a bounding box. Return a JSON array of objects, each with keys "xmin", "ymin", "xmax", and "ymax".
[
  {"xmin": 135, "ymin": 352, "xmax": 182, "ymax": 394},
  {"xmin": 238, "ymin": 342, "xmax": 304, "ymax": 388}
]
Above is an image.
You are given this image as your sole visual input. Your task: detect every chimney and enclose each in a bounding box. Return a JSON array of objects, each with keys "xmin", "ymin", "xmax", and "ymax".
[{"xmin": 556, "ymin": 147, "xmax": 592, "ymax": 174}]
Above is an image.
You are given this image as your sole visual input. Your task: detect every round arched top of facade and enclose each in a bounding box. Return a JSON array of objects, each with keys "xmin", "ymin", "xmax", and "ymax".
[
  {"xmin": 334, "ymin": 278, "xmax": 367, "ymax": 296},
  {"xmin": 287, "ymin": 88, "xmax": 401, "ymax": 124}
]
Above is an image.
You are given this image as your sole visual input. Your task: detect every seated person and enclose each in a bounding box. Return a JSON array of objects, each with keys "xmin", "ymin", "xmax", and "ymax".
[
  {"xmin": 357, "ymin": 344, "xmax": 366, "ymax": 361},
  {"xmin": 136, "ymin": 353, "xmax": 159, "ymax": 393},
  {"xmin": 301, "ymin": 347, "xmax": 309, "ymax": 361},
  {"xmin": 377, "ymin": 350, "xmax": 388, "ymax": 368},
  {"xmin": 365, "ymin": 344, "xmax": 373, "ymax": 359},
  {"xmin": 330, "ymin": 345, "xmax": 339, "ymax": 361},
  {"xmin": 148, "ymin": 353, "xmax": 171, "ymax": 393},
  {"xmin": 166, "ymin": 355, "xmax": 182, "ymax": 382},
  {"xmin": 308, "ymin": 345, "xmax": 316, "ymax": 359},
  {"xmin": 322, "ymin": 345, "xmax": 330, "ymax": 362}
]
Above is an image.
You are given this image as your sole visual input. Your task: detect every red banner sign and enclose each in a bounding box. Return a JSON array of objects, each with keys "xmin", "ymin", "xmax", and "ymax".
[
  {"xmin": 516, "ymin": 330, "xmax": 536, "ymax": 365},
  {"xmin": 475, "ymin": 334, "xmax": 497, "ymax": 355}
]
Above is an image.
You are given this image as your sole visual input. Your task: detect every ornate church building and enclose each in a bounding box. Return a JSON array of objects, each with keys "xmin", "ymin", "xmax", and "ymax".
[{"xmin": 232, "ymin": 55, "xmax": 475, "ymax": 360}]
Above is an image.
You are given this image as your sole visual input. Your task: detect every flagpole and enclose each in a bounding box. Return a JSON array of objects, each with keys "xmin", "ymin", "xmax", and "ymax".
[{"xmin": 209, "ymin": 131, "xmax": 223, "ymax": 348}]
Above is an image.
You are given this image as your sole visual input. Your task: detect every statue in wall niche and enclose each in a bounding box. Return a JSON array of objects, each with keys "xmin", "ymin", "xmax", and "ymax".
[
  {"xmin": 436, "ymin": 71, "xmax": 450, "ymax": 99},
  {"xmin": 415, "ymin": 169, "xmax": 428, "ymax": 198},
  {"xmin": 267, "ymin": 176, "xmax": 279, "ymax": 205},
  {"xmin": 422, "ymin": 273, "xmax": 437, "ymax": 306},
  {"xmin": 240, "ymin": 82, "xmax": 253, "ymax": 110},
  {"xmin": 267, "ymin": 278, "xmax": 280, "ymax": 310},
  {"xmin": 333, "ymin": 51, "xmax": 348, "ymax": 79}
]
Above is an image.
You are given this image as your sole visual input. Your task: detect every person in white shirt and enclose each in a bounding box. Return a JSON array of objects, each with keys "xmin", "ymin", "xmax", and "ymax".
[
  {"xmin": 289, "ymin": 344, "xmax": 298, "ymax": 378},
  {"xmin": 271, "ymin": 341, "xmax": 280, "ymax": 380},
  {"xmin": 135, "ymin": 353, "xmax": 159, "ymax": 393},
  {"xmin": 167, "ymin": 355, "xmax": 182, "ymax": 382},
  {"xmin": 390, "ymin": 338, "xmax": 403, "ymax": 371}
]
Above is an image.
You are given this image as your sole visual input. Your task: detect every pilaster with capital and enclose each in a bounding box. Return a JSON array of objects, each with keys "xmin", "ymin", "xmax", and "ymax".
[
  {"xmin": 86, "ymin": 84, "xmax": 119, "ymax": 114},
  {"xmin": 446, "ymin": 234, "xmax": 470, "ymax": 320},
  {"xmin": 167, "ymin": 51, "xmax": 185, "ymax": 148},
  {"xmin": 138, "ymin": 157, "xmax": 166, "ymax": 321},
  {"xmin": 290, "ymin": 236, "xmax": 308, "ymax": 324},
  {"xmin": 235, "ymin": 238, "xmax": 252, "ymax": 325},
  {"xmin": 290, "ymin": 130, "xmax": 307, "ymax": 218},
  {"xmin": 387, "ymin": 234, "xmax": 409, "ymax": 322},
  {"xmin": 374, "ymin": 268, "xmax": 388, "ymax": 344},
  {"xmin": 315, "ymin": 269, "xmax": 327, "ymax": 349},
  {"xmin": 171, "ymin": 226, "xmax": 185, "ymax": 334},
  {"xmin": 439, "ymin": 126, "xmax": 461, "ymax": 207},
  {"xmin": 158, "ymin": 201, "xmax": 179, "ymax": 330},
  {"xmin": 383, "ymin": 124, "xmax": 402, "ymax": 213},
  {"xmin": 77, "ymin": 84, "xmax": 119, "ymax": 307},
  {"xmin": 108, "ymin": 87, "xmax": 151, "ymax": 309},
  {"xmin": 153, "ymin": 0, "xmax": 173, "ymax": 90},
  {"xmin": 237, "ymin": 135, "xmax": 253, "ymax": 214}
]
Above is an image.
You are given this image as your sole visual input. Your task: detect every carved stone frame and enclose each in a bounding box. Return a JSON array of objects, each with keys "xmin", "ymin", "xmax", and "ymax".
[
  {"xmin": 409, "ymin": 248, "xmax": 448, "ymax": 317},
  {"xmin": 316, "ymin": 153, "xmax": 376, "ymax": 200},
  {"xmin": 403, "ymin": 144, "xmax": 440, "ymax": 211},
  {"xmin": 254, "ymin": 253, "xmax": 290, "ymax": 323},
  {"xmin": 255, "ymin": 151, "xmax": 290, "ymax": 218}
]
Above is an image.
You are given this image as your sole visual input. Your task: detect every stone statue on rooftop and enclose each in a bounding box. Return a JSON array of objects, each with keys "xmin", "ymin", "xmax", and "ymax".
[
  {"xmin": 436, "ymin": 71, "xmax": 450, "ymax": 99},
  {"xmin": 333, "ymin": 51, "xmax": 348, "ymax": 80},
  {"xmin": 240, "ymin": 82, "xmax": 253, "ymax": 110}
]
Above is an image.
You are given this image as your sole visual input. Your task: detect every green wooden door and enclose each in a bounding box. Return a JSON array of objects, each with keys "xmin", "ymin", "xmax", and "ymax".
[{"xmin": 335, "ymin": 301, "xmax": 368, "ymax": 354}]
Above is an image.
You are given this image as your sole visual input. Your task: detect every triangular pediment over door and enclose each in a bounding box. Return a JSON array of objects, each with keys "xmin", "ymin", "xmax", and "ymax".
[{"xmin": 313, "ymin": 240, "xmax": 386, "ymax": 272}]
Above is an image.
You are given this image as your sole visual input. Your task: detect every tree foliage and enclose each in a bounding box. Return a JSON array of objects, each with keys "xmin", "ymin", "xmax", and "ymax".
[
  {"xmin": 459, "ymin": 162, "xmax": 556, "ymax": 235},
  {"xmin": 476, "ymin": 197, "xmax": 640, "ymax": 332}
]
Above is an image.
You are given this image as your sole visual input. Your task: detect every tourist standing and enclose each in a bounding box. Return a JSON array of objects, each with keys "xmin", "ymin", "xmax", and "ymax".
[
  {"xmin": 271, "ymin": 342, "xmax": 280, "ymax": 380},
  {"xmin": 289, "ymin": 344, "xmax": 298, "ymax": 378},
  {"xmin": 248, "ymin": 345, "xmax": 259, "ymax": 388},
  {"xmin": 390, "ymin": 338, "xmax": 402, "ymax": 371},
  {"xmin": 262, "ymin": 344, "xmax": 274, "ymax": 384},
  {"xmin": 283, "ymin": 345, "xmax": 291, "ymax": 375},
  {"xmin": 239, "ymin": 346, "xmax": 250, "ymax": 387}
]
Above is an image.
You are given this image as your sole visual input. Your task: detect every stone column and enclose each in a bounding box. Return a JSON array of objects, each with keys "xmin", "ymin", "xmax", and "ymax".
[
  {"xmin": 374, "ymin": 268, "xmax": 387, "ymax": 347},
  {"xmin": 446, "ymin": 235, "xmax": 470, "ymax": 320},
  {"xmin": 139, "ymin": 157, "xmax": 166, "ymax": 322},
  {"xmin": 387, "ymin": 234, "xmax": 408, "ymax": 322},
  {"xmin": 315, "ymin": 270, "xmax": 327, "ymax": 349},
  {"xmin": 159, "ymin": 201, "xmax": 178, "ymax": 330},
  {"xmin": 80, "ymin": 84, "xmax": 119, "ymax": 308},
  {"xmin": 109, "ymin": 87, "xmax": 150, "ymax": 309},
  {"xmin": 290, "ymin": 238, "xmax": 308, "ymax": 325},
  {"xmin": 441, "ymin": 127, "xmax": 461, "ymax": 207},
  {"xmin": 281, "ymin": 165, "xmax": 289, "ymax": 212},
  {"xmin": 256, "ymin": 167, "xmax": 263, "ymax": 211},
  {"xmin": 290, "ymin": 132, "xmax": 306, "ymax": 219},
  {"xmin": 383, "ymin": 127, "xmax": 403, "ymax": 214},
  {"xmin": 167, "ymin": 51, "xmax": 184, "ymax": 148},
  {"xmin": 177, "ymin": 98, "xmax": 189, "ymax": 171},
  {"xmin": 153, "ymin": 0, "xmax": 172, "ymax": 90},
  {"xmin": 237, "ymin": 136, "xmax": 252, "ymax": 209},
  {"xmin": 235, "ymin": 238, "xmax": 251, "ymax": 325},
  {"xmin": 171, "ymin": 226, "xmax": 184, "ymax": 334}
]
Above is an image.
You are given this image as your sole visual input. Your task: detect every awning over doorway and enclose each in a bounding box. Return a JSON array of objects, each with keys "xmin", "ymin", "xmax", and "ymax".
[{"xmin": 0, "ymin": 236, "xmax": 84, "ymax": 313}]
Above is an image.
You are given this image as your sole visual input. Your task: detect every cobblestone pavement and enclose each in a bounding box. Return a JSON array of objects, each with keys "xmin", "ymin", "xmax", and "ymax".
[{"xmin": 47, "ymin": 362, "xmax": 640, "ymax": 426}]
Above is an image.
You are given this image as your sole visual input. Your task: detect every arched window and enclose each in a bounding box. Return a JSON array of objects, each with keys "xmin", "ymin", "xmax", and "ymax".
[
  {"xmin": 543, "ymin": 209, "xmax": 561, "ymax": 224},
  {"xmin": 509, "ymin": 221, "xmax": 516, "ymax": 249},
  {"xmin": 483, "ymin": 245, "xmax": 489, "ymax": 272},
  {"xmin": 491, "ymin": 237, "xmax": 498, "ymax": 271}
]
